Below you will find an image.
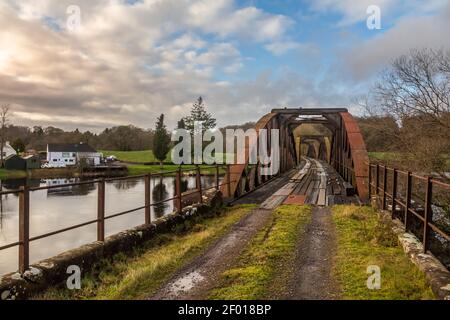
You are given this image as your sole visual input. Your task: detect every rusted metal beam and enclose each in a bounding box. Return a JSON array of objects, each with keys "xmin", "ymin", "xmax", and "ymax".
[
  {"xmin": 19, "ymin": 186, "xmax": 30, "ymax": 274},
  {"xmin": 404, "ymin": 172, "xmax": 412, "ymax": 231},
  {"xmin": 423, "ymin": 176, "xmax": 433, "ymax": 253},
  {"xmin": 271, "ymin": 108, "xmax": 348, "ymax": 114},
  {"xmin": 144, "ymin": 174, "xmax": 151, "ymax": 224},
  {"xmin": 97, "ymin": 179, "xmax": 105, "ymax": 242}
]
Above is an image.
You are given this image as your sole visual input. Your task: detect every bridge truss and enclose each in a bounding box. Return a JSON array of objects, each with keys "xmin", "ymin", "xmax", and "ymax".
[{"xmin": 221, "ymin": 108, "xmax": 369, "ymax": 201}]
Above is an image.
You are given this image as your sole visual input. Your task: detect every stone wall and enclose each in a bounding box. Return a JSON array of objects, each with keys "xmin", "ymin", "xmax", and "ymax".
[
  {"xmin": 371, "ymin": 196, "xmax": 450, "ymax": 300},
  {"xmin": 0, "ymin": 191, "xmax": 223, "ymax": 300}
]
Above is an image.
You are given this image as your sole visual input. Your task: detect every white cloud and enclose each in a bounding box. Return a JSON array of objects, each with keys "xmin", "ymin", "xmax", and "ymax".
[
  {"xmin": 341, "ymin": 3, "xmax": 450, "ymax": 80},
  {"xmin": 0, "ymin": 0, "xmax": 296, "ymax": 130}
]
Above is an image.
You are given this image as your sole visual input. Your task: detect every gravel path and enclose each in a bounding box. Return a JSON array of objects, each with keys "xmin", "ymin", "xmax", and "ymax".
[
  {"xmin": 285, "ymin": 206, "xmax": 340, "ymax": 300},
  {"xmin": 150, "ymin": 208, "xmax": 273, "ymax": 300}
]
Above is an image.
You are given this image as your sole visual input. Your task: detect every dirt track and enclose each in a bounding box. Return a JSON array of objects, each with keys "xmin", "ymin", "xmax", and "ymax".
[
  {"xmin": 150, "ymin": 208, "xmax": 273, "ymax": 300},
  {"xmin": 284, "ymin": 206, "xmax": 340, "ymax": 300}
]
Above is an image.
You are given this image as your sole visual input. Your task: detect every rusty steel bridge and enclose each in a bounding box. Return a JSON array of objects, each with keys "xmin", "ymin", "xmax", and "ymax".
[
  {"xmin": 220, "ymin": 108, "xmax": 369, "ymax": 203},
  {"xmin": 2, "ymin": 107, "xmax": 449, "ymax": 281}
]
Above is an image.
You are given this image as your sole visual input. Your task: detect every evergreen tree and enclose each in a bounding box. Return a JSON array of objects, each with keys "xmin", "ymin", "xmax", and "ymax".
[
  {"xmin": 153, "ymin": 114, "xmax": 171, "ymax": 168},
  {"xmin": 177, "ymin": 118, "xmax": 186, "ymax": 130},
  {"xmin": 11, "ymin": 138, "xmax": 25, "ymax": 154},
  {"xmin": 183, "ymin": 97, "xmax": 216, "ymax": 135}
]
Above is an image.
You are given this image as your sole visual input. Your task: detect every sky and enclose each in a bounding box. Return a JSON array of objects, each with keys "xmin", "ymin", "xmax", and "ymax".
[{"xmin": 0, "ymin": 0, "xmax": 449, "ymax": 132}]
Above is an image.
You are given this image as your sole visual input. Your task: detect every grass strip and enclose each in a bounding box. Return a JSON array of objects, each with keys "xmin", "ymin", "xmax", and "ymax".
[
  {"xmin": 332, "ymin": 205, "xmax": 435, "ymax": 300},
  {"xmin": 209, "ymin": 205, "xmax": 311, "ymax": 300}
]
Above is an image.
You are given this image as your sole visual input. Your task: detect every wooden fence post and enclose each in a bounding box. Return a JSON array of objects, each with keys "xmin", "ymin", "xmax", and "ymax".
[
  {"xmin": 97, "ymin": 179, "xmax": 105, "ymax": 242},
  {"xmin": 368, "ymin": 163, "xmax": 372, "ymax": 199},
  {"xmin": 145, "ymin": 174, "xmax": 151, "ymax": 224},
  {"xmin": 391, "ymin": 168, "xmax": 397, "ymax": 218},
  {"xmin": 404, "ymin": 172, "xmax": 412, "ymax": 231},
  {"xmin": 196, "ymin": 165, "xmax": 203, "ymax": 204},
  {"xmin": 19, "ymin": 186, "xmax": 30, "ymax": 274},
  {"xmin": 423, "ymin": 176, "xmax": 433, "ymax": 253}
]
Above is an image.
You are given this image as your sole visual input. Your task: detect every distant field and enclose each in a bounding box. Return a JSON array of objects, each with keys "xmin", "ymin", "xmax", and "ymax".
[
  {"xmin": 100, "ymin": 150, "xmax": 171, "ymax": 163},
  {"xmin": 101, "ymin": 150, "xmax": 235, "ymax": 164},
  {"xmin": 368, "ymin": 152, "xmax": 450, "ymax": 171}
]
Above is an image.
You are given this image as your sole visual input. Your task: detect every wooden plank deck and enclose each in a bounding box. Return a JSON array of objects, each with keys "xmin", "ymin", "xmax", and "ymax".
[
  {"xmin": 233, "ymin": 157, "xmax": 359, "ymax": 207},
  {"xmin": 291, "ymin": 158, "xmax": 359, "ymax": 206}
]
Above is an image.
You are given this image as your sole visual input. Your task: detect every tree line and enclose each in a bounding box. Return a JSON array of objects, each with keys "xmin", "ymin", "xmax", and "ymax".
[
  {"xmin": 3, "ymin": 124, "xmax": 155, "ymax": 153},
  {"xmin": 359, "ymin": 48, "xmax": 450, "ymax": 176},
  {"xmin": 3, "ymin": 49, "xmax": 448, "ymax": 176}
]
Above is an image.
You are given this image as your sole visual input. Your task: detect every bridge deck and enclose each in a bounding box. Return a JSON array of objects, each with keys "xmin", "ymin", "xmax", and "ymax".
[{"xmin": 232, "ymin": 158, "xmax": 359, "ymax": 207}]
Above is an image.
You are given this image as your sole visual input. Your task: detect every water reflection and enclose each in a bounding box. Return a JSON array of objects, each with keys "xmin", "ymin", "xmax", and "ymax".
[
  {"xmin": 113, "ymin": 179, "xmax": 138, "ymax": 191},
  {"xmin": 46, "ymin": 179, "xmax": 96, "ymax": 197},
  {"xmin": 153, "ymin": 177, "xmax": 169, "ymax": 219},
  {"xmin": 2, "ymin": 178, "xmax": 41, "ymax": 190},
  {"xmin": 0, "ymin": 175, "xmax": 217, "ymax": 275}
]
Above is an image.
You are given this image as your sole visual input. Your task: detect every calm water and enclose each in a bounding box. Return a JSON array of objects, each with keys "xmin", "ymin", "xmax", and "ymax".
[{"xmin": 0, "ymin": 175, "xmax": 216, "ymax": 275}]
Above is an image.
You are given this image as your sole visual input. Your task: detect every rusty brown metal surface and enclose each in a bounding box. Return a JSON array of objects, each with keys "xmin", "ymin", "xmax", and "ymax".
[
  {"xmin": 283, "ymin": 195, "xmax": 306, "ymax": 205},
  {"xmin": 339, "ymin": 112, "xmax": 369, "ymax": 200},
  {"xmin": 220, "ymin": 112, "xmax": 279, "ymax": 198},
  {"xmin": 221, "ymin": 109, "xmax": 369, "ymax": 201}
]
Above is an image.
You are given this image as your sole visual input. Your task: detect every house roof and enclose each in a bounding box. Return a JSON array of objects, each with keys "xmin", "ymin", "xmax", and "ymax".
[
  {"xmin": 4, "ymin": 154, "xmax": 24, "ymax": 161},
  {"xmin": 23, "ymin": 155, "xmax": 39, "ymax": 160},
  {"xmin": 47, "ymin": 143, "xmax": 97, "ymax": 153}
]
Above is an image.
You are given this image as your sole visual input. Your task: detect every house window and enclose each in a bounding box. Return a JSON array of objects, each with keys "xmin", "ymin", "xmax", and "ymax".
[
  {"xmin": 62, "ymin": 152, "xmax": 70, "ymax": 158},
  {"xmin": 53, "ymin": 159, "xmax": 58, "ymax": 162}
]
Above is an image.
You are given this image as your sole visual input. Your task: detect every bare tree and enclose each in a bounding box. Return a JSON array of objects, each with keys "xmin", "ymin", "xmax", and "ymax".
[
  {"xmin": 374, "ymin": 48, "xmax": 450, "ymax": 131},
  {"xmin": 365, "ymin": 49, "xmax": 450, "ymax": 176},
  {"xmin": 0, "ymin": 105, "xmax": 10, "ymax": 167}
]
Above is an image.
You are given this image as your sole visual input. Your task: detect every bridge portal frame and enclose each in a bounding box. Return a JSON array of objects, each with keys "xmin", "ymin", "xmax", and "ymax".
[{"xmin": 220, "ymin": 108, "xmax": 369, "ymax": 201}]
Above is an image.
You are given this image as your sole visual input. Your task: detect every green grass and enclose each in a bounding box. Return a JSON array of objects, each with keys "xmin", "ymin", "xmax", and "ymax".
[
  {"xmin": 127, "ymin": 164, "xmax": 224, "ymax": 176},
  {"xmin": 100, "ymin": 150, "xmax": 170, "ymax": 163},
  {"xmin": 332, "ymin": 205, "xmax": 435, "ymax": 300},
  {"xmin": 127, "ymin": 164, "xmax": 193, "ymax": 175},
  {"xmin": 0, "ymin": 168, "xmax": 27, "ymax": 179},
  {"xmin": 368, "ymin": 152, "xmax": 399, "ymax": 162},
  {"xmin": 101, "ymin": 150, "xmax": 233, "ymax": 176},
  {"xmin": 34, "ymin": 204, "xmax": 256, "ymax": 300},
  {"xmin": 209, "ymin": 205, "xmax": 311, "ymax": 300},
  {"xmin": 101, "ymin": 150, "xmax": 235, "ymax": 165}
]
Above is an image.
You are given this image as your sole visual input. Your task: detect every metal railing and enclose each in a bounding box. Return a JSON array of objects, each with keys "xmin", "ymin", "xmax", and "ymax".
[
  {"xmin": 0, "ymin": 164, "xmax": 236, "ymax": 274},
  {"xmin": 368, "ymin": 162, "xmax": 450, "ymax": 254}
]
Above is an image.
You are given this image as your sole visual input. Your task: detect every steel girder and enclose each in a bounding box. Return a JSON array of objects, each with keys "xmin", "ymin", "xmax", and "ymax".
[{"xmin": 220, "ymin": 109, "xmax": 369, "ymax": 201}]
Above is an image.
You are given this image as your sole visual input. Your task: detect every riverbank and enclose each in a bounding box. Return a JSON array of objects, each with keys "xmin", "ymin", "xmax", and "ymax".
[
  {"xmin": 0, "ymin": 167, "xmax": 128, "ymax": 180},
  {"xmin": 0, "ymin": 164, "xmax": 223, "ymax": 184},
  {"xmin": 127, "ymin": 164, "xmax": 224, "ymax": 176},
  {"xmin": 0, "ymin": 169, "xmax": 27, "ymax": 180}
]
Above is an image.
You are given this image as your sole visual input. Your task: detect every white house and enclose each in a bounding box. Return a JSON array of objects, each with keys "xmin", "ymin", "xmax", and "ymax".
[
  {"xmin": 2, "ymin": 141, "xmax": 17, "ymax": 158},
  {"xmin": 46, "ymin": 143, "xmax": 103, "ymax": 168}
]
